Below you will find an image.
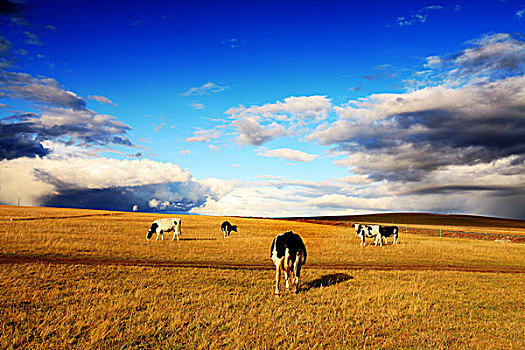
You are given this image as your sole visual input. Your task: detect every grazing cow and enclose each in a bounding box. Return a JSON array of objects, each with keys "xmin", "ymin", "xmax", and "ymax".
[
  {"xmin": 378, "ymin": 225, "xmax": 399, "ymax": 245},
  {"xmin": 221, "ymin": 221, "xmax": 238, "ymax": 238},
  {"xmin": 146, "ymin": 218, "xmax": 182, "ymax": 241},
  {"xmin": 270, "ymin": 231, "xmax": 307, "ymax": 295},
  {"xmin": 352, "ymin": 223, "xmax": 381, "ymax": 246}
]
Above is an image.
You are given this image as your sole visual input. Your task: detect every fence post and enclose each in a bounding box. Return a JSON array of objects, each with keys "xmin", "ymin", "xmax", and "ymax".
[{"xmin": 440, "ymin": 228, "xmax": 442, "ymax": 238}]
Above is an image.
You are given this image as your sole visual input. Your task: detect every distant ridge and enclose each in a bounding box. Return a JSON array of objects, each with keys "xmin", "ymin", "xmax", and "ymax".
[{"xmin": 281, "ymin": 212, "xmax": 525, "ymax": 230}]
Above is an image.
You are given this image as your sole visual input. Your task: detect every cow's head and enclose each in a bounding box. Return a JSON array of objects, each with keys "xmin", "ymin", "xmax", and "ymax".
[
  {"xmin": 352, "ymin": 223, "xmax": 361, "ymax": 233},
  {"xmin": 146, "ymin": 223, "xmax": 158, "ymax": 240},
  {"xmin": 231, "ymin": 225, "xmax": 238, "ymax": 232}
]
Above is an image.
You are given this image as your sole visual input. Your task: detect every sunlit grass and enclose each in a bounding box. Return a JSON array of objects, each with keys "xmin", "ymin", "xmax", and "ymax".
[
  {"xmin": 1, "ymin": 205, "xmax": 524, "ymax": 349},
  {"xmin": 1, "ymin": 264, "xmax": 524, "ymax": 349}
]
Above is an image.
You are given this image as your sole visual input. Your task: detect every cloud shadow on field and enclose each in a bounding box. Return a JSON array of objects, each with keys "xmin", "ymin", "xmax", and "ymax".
[{"xmin": 303, "ymin": 273, "xmax": 353, "ymax": 291}]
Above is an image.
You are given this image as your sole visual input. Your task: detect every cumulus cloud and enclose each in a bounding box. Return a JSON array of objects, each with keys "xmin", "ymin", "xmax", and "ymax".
[
  {"xmin": 185, "ymin": 126, "xmax": 223, "ymax": 143},
  {"xmin": 227, "ymin": 95, "xmax": 332, "ymax": 145},
  {"xmin": 181, "ymin": 82, "xmax": 227, "ymax": 96},
  {"xmin": 258, "ymin": 148, "xmax": 318, "ymax": 162},
  {"xmin": 227, "ymin": 95, "xmax": 332, "ymax": 121},
  {"xmin": 303, "ymin": 33, "xmax": 525, "ymax": 218},
  {"xmin": 312, "ymin": 76, "xmax": 525, "ymax": 179},
  {"xmin": 0, "ymin": 156, "xmax": 214, "ymax": 212},
  {"xmin": 191, "ymin": 165, "xmax": 525, "ymax": 218},
  {"xmin": 232, "ymin": 117, "xmax": 288, "ymax": 146}
]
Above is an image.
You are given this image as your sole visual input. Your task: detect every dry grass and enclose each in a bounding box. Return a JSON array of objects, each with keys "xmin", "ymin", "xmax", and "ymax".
[{"xmin": 1, "ymin": 205, "xmax": 525, "ymax": 349}]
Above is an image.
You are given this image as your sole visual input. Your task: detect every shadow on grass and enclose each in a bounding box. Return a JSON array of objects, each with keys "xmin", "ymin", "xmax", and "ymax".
[{"xmin": 303, "ymin": 273, "xmax": 353, "ymax": 291}]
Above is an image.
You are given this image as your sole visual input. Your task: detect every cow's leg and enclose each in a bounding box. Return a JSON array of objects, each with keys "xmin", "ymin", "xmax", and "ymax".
[
  {"xmin": 274, "ymin": 261, "xmax": 282, "ymax": 295},
  {"xmin": 289, "ymin": 269, "xmax": 295, "ymax": 292},
  {"xmin": 156, "ymin": 231, "xmax": 160, "ymax": 240},
  {"xmin": 291, "ymin": 255, "xmax": 303, "ymax": 293},
  {"xmin": 284, "ymin": 269, "xmax": 290, "ymax": 289}
]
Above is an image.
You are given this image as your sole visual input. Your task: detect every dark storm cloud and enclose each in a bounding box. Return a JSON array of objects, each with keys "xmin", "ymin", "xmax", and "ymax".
[
  {"xmin": 352, "ymin": 107, "xmax": 525, "ymax": 158},
  {"xmin": 313, "ymin": 34, "xmax": 525, "ymax": 185},
  {"xmin": 405, "ymin": 185, "xmax": 525, "ymax": 197},
  {"xmin": 38, "ymin": 180, "xmax": 211, "ymax": 213},
  {"xmin": 0, "ymin": 123, "xmax": 49, "ymax": 159}
]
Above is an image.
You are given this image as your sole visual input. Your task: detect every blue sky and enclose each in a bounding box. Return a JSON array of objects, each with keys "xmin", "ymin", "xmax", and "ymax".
[{"xmin": 1, "ymin": 0, "xmax": 525, "ymax": 218}]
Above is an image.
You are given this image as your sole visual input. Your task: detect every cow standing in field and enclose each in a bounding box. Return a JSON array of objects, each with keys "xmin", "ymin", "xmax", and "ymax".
[
  {"xmin": 270, "ymin": 231, "xmax": 307, "ymax": 295},
  {"xmin": 352, "ymin": 223, "xmax": 381, "ymax": 246},
  {"xmin": 146, "ymin": 218, "xmax": 182, "ymax": 241},
  {"xmin": 378, "ymin": 225, "xmax": 399, "ymax": 245},
  {"xmin": 221, "ymin": 221, "xmax": 237, "ymax": 238}
]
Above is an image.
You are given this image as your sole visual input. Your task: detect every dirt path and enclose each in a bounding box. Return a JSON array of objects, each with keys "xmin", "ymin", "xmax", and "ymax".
[{"xmin": 2, "ymin": 255, "xmax": 525, "ymax": 274}]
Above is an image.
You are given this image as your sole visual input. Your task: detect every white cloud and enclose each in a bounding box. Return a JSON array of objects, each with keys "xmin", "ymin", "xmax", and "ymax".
[
  {"xmin": 88, "ymin": 95, "xmax": 117, "ymax": 107},
  {"xmin": 391, "ymin": 5, "xmax": 443, "ymax": 27},
  {"xmin": 181, "ymin": 82, "xmax": 227, "ymax": 96},
  {"xmin": 258, "ymin": 148, "xmax": 318, "ymax": 162},
  {"xmin": 232, "ymin": 117, "xmax": 289, "ymax": 146},
  {"xmin": 185, "ymin": 126, "xmax": 223, "ymax": 143},
  {"xmin": 227, "ymin": 95, "xmax": 332, "ymax": 121},
  {"xmin": 190, "ymin": 103, "xmax": 205, "ymax": 110},
  {"xmin": 227, "ymin": 95, "xmax": 332, "ymax": 146},
  {"xmin": 1, "ymin": 72, "xmax": 85, "ymax": 109}
]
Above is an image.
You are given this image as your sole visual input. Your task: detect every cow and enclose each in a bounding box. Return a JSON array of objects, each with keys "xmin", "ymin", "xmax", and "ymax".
[
  {"xmin": 221, "ymin": 221, "xmax": 238, "ymax": 238},
  {"xmin": 352, "ymin": 223, "xmax": 381, "ymax": 246},
  {"xmin": 378, "ymin": 225, "xmax": 399, "ymax": 245},
  {"xmin": 270, "ymin": 231, "xmax": 307, "ymax": 295},
  {"xmin": 146, "ymin": 218, "xmax": 182, "ymax": 241}
]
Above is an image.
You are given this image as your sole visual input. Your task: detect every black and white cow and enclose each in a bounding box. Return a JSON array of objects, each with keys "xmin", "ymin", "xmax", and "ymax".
[
  {"xmin": 352, "ymin": 223, "xmax": 381, "ymax": 246},
  {"xmin": 270, "ymin": 231, "xmax": 307, "ymax": 295},
  {"xmin": 378, "ymin": 225, "xmax": 399, "ymax": 245},
  {"xmin": 146, "ymin": 218, "xmax": 182, "ymax": 241},
  {"xmin": 221, "ymin": 221, "xmax": 238, "ymax": 238}
]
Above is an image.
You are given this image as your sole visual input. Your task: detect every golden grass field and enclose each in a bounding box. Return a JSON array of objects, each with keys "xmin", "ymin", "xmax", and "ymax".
[{"xmin": 1, "ymin": 205, "xmax": 524, "ymax": 349}]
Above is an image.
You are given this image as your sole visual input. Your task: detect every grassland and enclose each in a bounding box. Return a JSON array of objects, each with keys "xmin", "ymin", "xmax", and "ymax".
[{"xmin": 1, "ymin": 205, "xmax": 524, "ymax": 349}]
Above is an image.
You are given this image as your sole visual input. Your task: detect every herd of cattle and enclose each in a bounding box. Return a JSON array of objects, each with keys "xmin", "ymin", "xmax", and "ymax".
[{"xmin": 146, "ymin": 218, "xmax": 399, "ymax": 295}]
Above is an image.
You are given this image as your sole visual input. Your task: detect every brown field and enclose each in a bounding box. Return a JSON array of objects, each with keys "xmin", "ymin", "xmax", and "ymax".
[{"xmin": 1, "ymin": 205, "xmax": 525, "ymax": 349}]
